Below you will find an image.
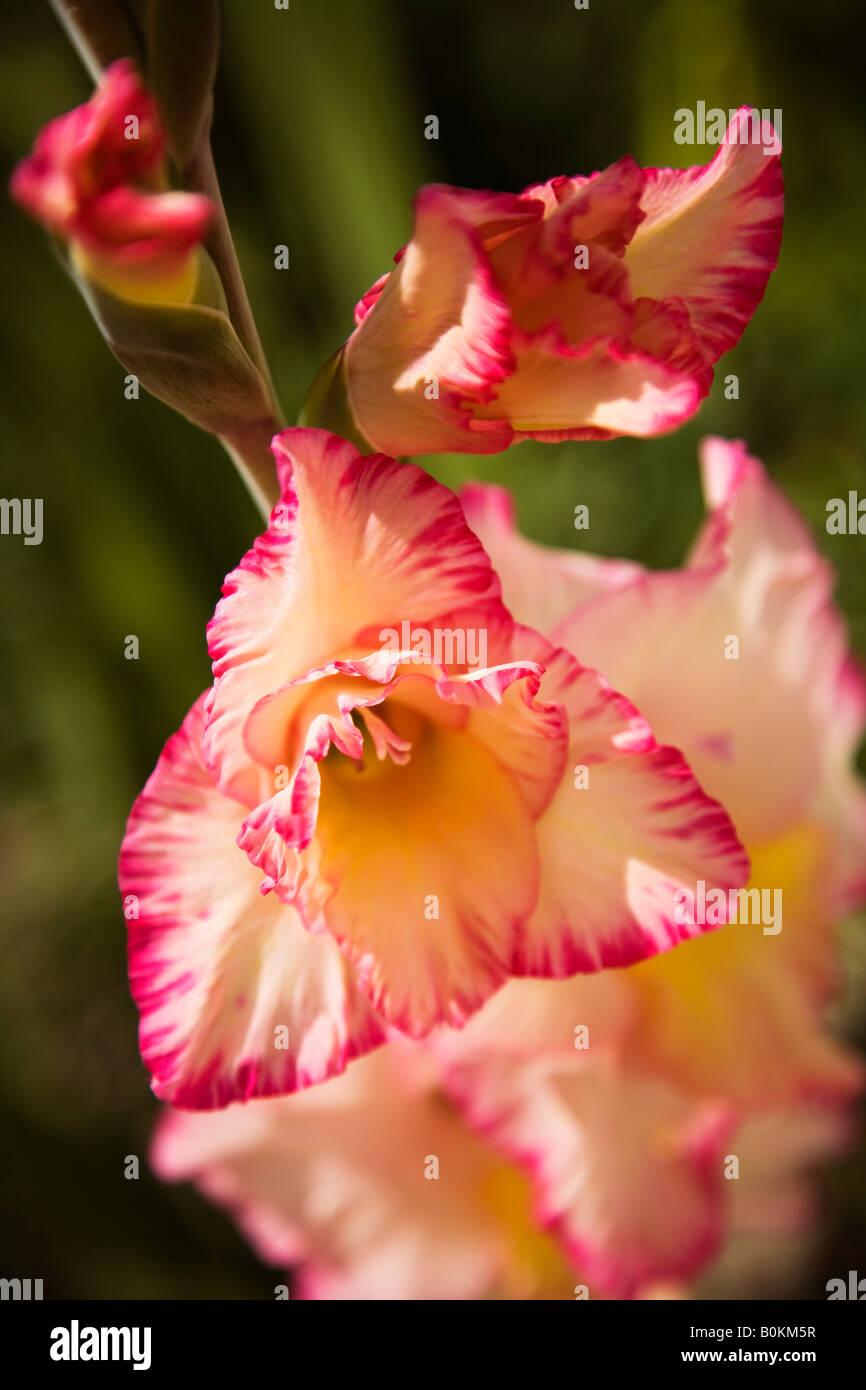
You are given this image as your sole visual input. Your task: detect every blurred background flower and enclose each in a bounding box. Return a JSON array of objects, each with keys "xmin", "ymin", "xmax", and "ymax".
[{"xmin": 1, "ymin": 0, "xmax": 864, "ymax": 1296}]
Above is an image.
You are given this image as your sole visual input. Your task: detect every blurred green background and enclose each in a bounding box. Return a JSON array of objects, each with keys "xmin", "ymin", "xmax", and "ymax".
[{"xmin": 1, "ymin": 0, "xmax": 864, "ymax": 1297}]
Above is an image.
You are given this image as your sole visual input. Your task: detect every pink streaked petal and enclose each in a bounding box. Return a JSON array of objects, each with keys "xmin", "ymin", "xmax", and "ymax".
[
  {"xmin": 513, "ymin": 641, "xmax": 749, "ymax": 976},
  {"xmin": 696, "ymin": 438, "xmax": 853, "ymax": 753},
  {"xmin": 474, "ymin": 330, "xmax": 701, "ymax": 440},
  {"xmin": 697, "ymin": 438, "xmax": 864, "ymax": 851},
  {"xmin": 450, "ymin": 1056, "xmax": 732, "ymax": 1298},
  {"xmin": 693, "ymin": 436, "xmax": 823, "ymax": 570},
  {"xmin": 544, "ymin": 1072, "xmax": 733, "ymax": 1297},
  {"xmin": 10, "ymin": 60, "xmax": 164, "ymax": 233},
  {"xmin": 74, "ymin": 185, "xmax": 213, "ymax": 269},
  {"xmin": 203, "ymin": 428, "xmax": 505, "ymax": 802},
  {"xmin": 487, "ymin": 164, "xmax": 643, "ymax": 342},
  {"xmin": 344, "ymin": 185, "xmax": 528, "ymax": 455},
  {"xmin": 152, "ymin": 1045, "xmax": 508, "ymax": 1300},
  {"xmin": 434, "ymin": 184, "xmax": 545, "ymax": 241},
  {"xmin": 354, "ymin": 270, "xmax": 390, "ymax": 326},
  {"xmin": 542, "ymin": 156, "xmax": 646, "ymax": 257},
  {"xmin": 352, "ymin": 185, "xmax": 540, "ymax": 331},
  {"xmin": 237, "ymin": 758, "xmax": 321, "ymax": 896},
  {"xmin": 561, "ymin": 437, "xmax": 860, "ymax": 846},
  {"xmin": 517, "ymin": 160, "xmax": 644, "ymax": 253},
  {"xmin": 630, "ymin": 295, "xmax": 713, "ymax": 397},
  {"xmin": 626, "ymin": 107, "xmax": 784, "ymax": 363},
  {"xmin": 558, "ymin": 574, "xmax": 816, "ymax": 845},
  {"xmin": 435, "ymin": 660, "xmax": 568, "ymax": 818},
  {"xmin": 119, "ymin": 696, "xmax": 383, "ymax": 1109}
]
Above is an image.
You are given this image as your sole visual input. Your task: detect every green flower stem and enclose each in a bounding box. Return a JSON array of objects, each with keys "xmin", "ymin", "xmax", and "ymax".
[
  {"xmin": 220, "ymin": 418, "xmax": 282, "ymax": 520},
  {"xmin": 186, "ymin": 139, "xmax": 284, "ymax": 517},
  {"xmin": 187, "ymin": 141, "xmax": 281, "ymax": 415}
]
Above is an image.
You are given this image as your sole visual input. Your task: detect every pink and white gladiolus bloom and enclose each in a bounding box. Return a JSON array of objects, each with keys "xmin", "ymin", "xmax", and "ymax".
[
  {"xmin": 434, "ymin": 437, "xmax": 866, "ymax": 1295},
  {"xmin": 340, "ymin": 109, "xmax": 783, "ymax": 456},
  {"xmin": 151, "ymin": 1033, "xmax": 852, "ymax": 1300},
  {"xmin": 152, "ymin": 1043, "xmax": 578, "ymax": 1301},
  {"xmin": 10, "ymin": 59, "xmax": 212, "ymax": 303},
  {"xmin": 119, "ymin": 427, "xmax": 747, "ymax": 1109},
  {"xmin": 148, "ymin": 438, "xmax": 864, "ymax": 1299}
]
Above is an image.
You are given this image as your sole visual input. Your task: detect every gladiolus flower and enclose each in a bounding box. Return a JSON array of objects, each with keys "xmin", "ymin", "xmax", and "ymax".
[
  {"xmin": 147, "ymin": 441, "xmax": 863, "ymax": 1297},
  {"xmin": 151, "ymin": 1034, "xmax": 852, "ymax": 1301},
  {"xmin": 435, "ymin": 437, "xmax": 866, "ymax": 1295},
  {"xmin": 10, "ymin": 59, "xmax": 212, "ymax": 304},
  {"xmin": 340, "ymin": 109, "xmax": 783, "ymax": 457},
  {"xmin": 461, "ymin": 436, "xmax": 866, "ymax": 1095},
  {"xmin": 152, "ymin": 1044, "xmax": 578, "ymax": 1300},
  {"xmin": 119, "ymin": 427, "xmax": 746, "ymax": 1108}
]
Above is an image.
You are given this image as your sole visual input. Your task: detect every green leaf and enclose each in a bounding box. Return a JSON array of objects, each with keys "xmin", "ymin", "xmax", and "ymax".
[
  {"xmin": 77, "ymin": 257, "xmax": 275, "ymax": 438},
  {"xmin": 146, "ymin": 0, "xmax": 221, "ymax": 169}
]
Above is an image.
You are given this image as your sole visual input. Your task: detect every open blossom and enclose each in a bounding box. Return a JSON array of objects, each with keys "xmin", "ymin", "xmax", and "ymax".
[
  {"xmin": 119, "ymin": 426, "xmax": 746, "ymax": 1109},
  {"xmin": 340, "ymin": 109, "xmax": 783, "ymax": 457},
  {"xmin": 151, "ymin": 1016, "xmax": 852, "ymax": 1301},
  {"xmin": 10, "ymin": 59, "xmax": 212, "ymax": 302},
  {"xmin": 435, "ymin": 437, "xmax": 866, "ymax": 1295},
  {"xmin": 147, "ymin": 438, "xmax": 863, "ymax": 1299},
  {"xmin": 152, "ymin": 1042, "xmax": 577, "ymax": 1300},
  {"xmin": 461, "ymin": 435, "xmax": 866, "ymax": 1099}
]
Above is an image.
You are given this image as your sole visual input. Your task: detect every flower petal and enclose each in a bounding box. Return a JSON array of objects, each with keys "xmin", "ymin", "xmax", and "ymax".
[
  {"xmin": 486, "ymin": 160, "xmax": 644, "ymax": 340},
  {"xmin": 473, "ymin": 330, "xmax": 701, "ymax": 440},
  {"xmin": 432, "ymin": 970, "xmax": 635, "ymax": 1064},
  {"xmin": 623, "ymin": 825, "xmax": 865, "ymax": 1108},
  {"xmin": 626, "ymin": 108, "xmax": 784, "ymax": 363},
  {"xmin": 120, "ymin": 696, "xmax": 383, "ymax": 1109},
  {"xmin": 450, "ymin": 1055, "xmax": 732, "ymax": 1298},
  {"xmin": 204, "ymin": 427, "xmax": 506, "ymax": 802},
  {"xmin": 559, "ymin": 437, "xmax": 858, "ymax": 845},
  {"xmin": 512, "ymin": 641, "xmax": 749, "ymax": 975},
  {"xmin": 10, "ymin": 59, "xmax": 164, "ymax": 233},
  {"xmin": 344, "ymin": 185, "xmax": 535, "ymax": 455},
  {"xmin": 435, "ymin": 660, "xmax": 568, "ymax": 816},
  {"xmin": 298, "ymin": 669, "xmax": 562, "ymax": 1034},
  {"xmin": 460, "ymin": 482, "xmax": 644, "ymax": 639},
  {"xmin": 75, "ymin": 185, "xmax": 212, "ymax": 270},
  {"xmin": 152, "ymin": 1045, "xmax": 513, "ymax": 1300}
]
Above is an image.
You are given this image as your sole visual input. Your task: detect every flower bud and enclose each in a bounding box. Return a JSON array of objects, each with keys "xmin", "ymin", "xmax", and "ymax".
[{"xmin": 11, "ymin": 59, "xmax": 212, "ymax": 305}]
